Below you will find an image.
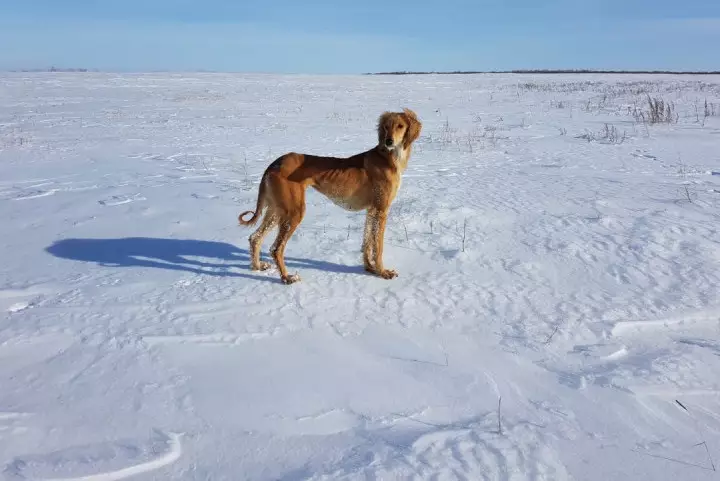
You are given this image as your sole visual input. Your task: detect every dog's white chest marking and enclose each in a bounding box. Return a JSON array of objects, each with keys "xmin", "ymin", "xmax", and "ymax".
[
  {"xmin": 389, "ymin": 147, "xmax": 408, "ymax": 201},
  {"xmin": 391, "ymin": 146, "xmax": 409, "ymax": 172}
]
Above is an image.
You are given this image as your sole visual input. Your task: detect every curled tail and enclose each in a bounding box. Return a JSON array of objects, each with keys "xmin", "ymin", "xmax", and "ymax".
[{"xmin": 238, "ymin": 171, "xmax": 268, "ymax": 226}]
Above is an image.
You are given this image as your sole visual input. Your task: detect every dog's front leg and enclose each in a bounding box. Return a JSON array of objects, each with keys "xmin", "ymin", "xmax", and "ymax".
[
  {"xmin": 362, "ymin": 212, "xmax": 376, "ymax": 272},
  {"xmin": 369, "ymin": 208, "xmax": 397, "ymax": 279}
]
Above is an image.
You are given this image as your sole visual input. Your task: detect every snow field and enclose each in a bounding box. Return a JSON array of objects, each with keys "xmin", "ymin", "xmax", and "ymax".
[{"xmin": 1, "ymin": 72, "xmax": 720, "ymax": 480}]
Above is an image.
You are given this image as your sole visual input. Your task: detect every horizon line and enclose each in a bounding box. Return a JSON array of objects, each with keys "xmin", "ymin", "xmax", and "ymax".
[{"xmin": 4, "ymin": 67, "xmax": 720, "ymax": 76}]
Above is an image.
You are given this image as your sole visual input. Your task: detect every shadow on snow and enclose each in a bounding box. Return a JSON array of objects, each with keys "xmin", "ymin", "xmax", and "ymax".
[{"xmin": 45, "ymin": 237, "xmax": 366, "ymax": 284}]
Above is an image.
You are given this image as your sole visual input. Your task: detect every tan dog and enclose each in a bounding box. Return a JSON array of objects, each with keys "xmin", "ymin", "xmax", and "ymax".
[{"xmin": 238, "ymin": 108, "xmax": 422, "ymax": 284}]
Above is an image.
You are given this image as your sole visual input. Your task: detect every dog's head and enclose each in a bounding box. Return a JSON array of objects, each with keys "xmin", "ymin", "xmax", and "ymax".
[{"xmin": 378, "ymin": 108, "xmax": 422, "ymax": 151}]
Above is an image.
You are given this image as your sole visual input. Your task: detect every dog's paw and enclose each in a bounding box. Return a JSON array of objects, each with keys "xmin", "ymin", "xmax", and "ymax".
[
  {"xmin": 281, "ymin": 274, "xmax": 301, "ymax": 285},
  {"xmin": 252, "ymin": 261, "xmax": 273, "ymax": 271},
  {"xmin": 379, "ymin": 269, "xmax": 398, "ymax": 279}
]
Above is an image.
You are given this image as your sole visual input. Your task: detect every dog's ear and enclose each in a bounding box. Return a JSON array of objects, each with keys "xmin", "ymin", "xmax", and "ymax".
[
  {"xmin": 402, "ymin": 108, "xmax": 422, "ymax": 147},
  {"xmin": 377, "ymin": 111, "xmax": 393, "ymax": 145}
]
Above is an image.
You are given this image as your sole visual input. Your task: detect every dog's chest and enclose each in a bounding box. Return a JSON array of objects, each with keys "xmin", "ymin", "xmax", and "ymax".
[
  {"xmin": 389, "ymin": 148, "xmax": 407, "ymax": 199},
  {"xmin": 392, "ymin": 146, "xmax": 409, "ymax": 171},
  {"xmin": 390, "ymin": 176, "xmax": 402, "ymax": 201}
]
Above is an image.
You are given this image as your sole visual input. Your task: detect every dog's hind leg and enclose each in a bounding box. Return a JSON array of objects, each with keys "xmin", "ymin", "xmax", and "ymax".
[
  {"xmin": 265, "ymin": 178, "xmax": 306, "ymax": 284},
  {"xmin": 270, "ymin": 214, "xmax": 303, "ymax": 284},
  {"xmin": 249, "ymin": 213, "xmax": 277, "ymax": 271}
]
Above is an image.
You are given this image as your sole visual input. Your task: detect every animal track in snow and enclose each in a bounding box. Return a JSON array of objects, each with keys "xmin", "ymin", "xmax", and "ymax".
[
  {"xmin": 0, "ymin": 285, "xmax": 54, "ymax": 316},
  {"xmin": 97, "ymin": 194, "xmax": 146, "ymax": 206},
  {"xmin": 571, "ymin": 343, "xmax": 629, "ymax": 363},
  {"xmin": 11, "ymin": 189, "xmax": 58, "ymax": 201},
  {"xmin": 6, "ymin": 301, "xmax": 32, "ymax": 313}
]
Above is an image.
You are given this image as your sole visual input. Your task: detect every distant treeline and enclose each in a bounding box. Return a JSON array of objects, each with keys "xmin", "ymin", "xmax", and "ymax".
[{"xmin": 365, "ymin": 69, "xmax": 720, "ymax": 75}]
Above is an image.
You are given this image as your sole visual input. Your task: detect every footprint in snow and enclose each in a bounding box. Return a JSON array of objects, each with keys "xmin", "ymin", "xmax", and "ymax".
[
  {"xmin": 190, "ymin": 193, "xmax": 218, "ymax": 200},
  {"xmin": 7, "ymin": 301, "xmax": 32, "ymax": 313},
  {"xmin": 631, "ymin": 150, "xmax": 657, "ymax": 160},
  {"xmin": 12, "ymin": 189, "xmax": 58, "ymax": 201},
  {"xmin": 98, "ymin": 194, "xmax": 146, "ymax": 206}
]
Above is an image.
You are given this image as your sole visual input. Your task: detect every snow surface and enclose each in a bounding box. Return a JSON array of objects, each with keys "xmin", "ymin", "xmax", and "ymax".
[{"xmin": 1, "ymin": 72, "xmax": 720, "ymax": 480}]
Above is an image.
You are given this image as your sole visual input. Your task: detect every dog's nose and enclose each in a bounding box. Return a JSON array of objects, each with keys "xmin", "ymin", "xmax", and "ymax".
[{"xmin": 385, "ymin": 138, "xmax": 393, "ymax": 147}]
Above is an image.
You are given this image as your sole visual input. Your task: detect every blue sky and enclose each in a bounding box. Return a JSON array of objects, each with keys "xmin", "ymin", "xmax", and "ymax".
[{"xmin": 1, "ymin": 0, "xmax": 719, "ymax": 73}]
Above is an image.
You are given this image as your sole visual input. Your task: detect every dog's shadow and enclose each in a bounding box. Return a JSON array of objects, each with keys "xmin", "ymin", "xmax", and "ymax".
[{"xmin": 45, "ymin": 237, "xmax": 365, "ymax": 284}]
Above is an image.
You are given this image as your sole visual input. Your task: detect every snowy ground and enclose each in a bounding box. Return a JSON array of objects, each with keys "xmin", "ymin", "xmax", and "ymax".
[{"xmin": 1, "ymin": 72, "xmax": 720, "ymax": 480}]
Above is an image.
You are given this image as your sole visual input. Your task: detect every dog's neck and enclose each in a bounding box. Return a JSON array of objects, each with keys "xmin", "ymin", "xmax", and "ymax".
[{"xmin": 380, "ymin": 144, "xmax": 410, "ymax": 172}]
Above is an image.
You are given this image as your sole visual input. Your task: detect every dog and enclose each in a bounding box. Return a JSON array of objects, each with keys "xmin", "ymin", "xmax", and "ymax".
[{"xmin": 237, "ymin": 108, "xmax": 422, "ymax": 284}]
